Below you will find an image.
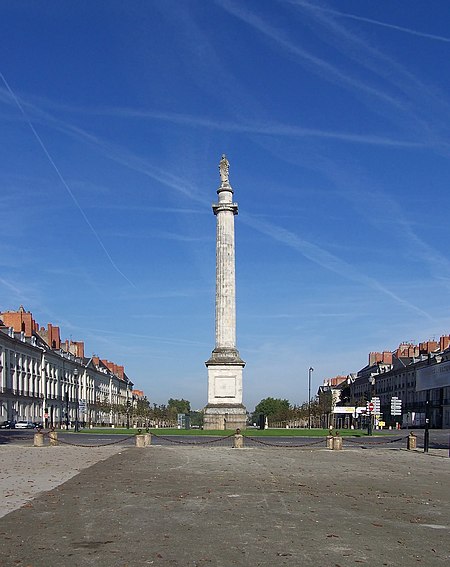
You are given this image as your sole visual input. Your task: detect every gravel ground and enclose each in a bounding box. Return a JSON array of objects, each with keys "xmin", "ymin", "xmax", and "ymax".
[
  {"xmin": 0, "ymin": 441, "xmax": 449, "ymax": 566},
  {"xmin": 0, "ymin": 444, "xmax": 126, "ymax": 519}
]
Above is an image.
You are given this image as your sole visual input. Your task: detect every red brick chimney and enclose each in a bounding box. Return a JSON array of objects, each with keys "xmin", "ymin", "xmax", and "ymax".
[
  {"xmin": 369, "ymin": 352, "xmax": 382, "ymax": 365},
  {"xmin": 419, "ymin": 341, "xmax": 439, "ymax": 355},
  {"xmin": 1, "ymin": 306, "xmax": 38, "ymax": 336},
  {"xmin": 440, "ymin": 335, "xmax": 450, "ymax": 351},
  {"xmin": 37, "ymin": 323, "xmax": 61, "ymax": 349},
  {"xmin": 381, "ymin": 351, "xmax": 393, "ymax": 364}
]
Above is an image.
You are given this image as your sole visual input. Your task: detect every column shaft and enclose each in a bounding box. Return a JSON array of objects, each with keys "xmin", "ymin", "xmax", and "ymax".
[{"xmin": 215, "ymin": 208, "xmax": 236, "ymax": 348}]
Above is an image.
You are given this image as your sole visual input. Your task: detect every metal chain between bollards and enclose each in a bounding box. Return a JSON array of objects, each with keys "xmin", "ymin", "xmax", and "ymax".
[
  {"xmin": 243, "ymin": 436, "xmax": 327, "ymax": 448},
  {"xmin": 41, "ymin": 430, "xmax": 137, "ymax": 448},
  {"xmin": 151, "ymin": 432, "xmax": 236, "ymax": 445},
  {"xmin": 344, "ymin": 435, "xmax": 408, "ymax": 446}
]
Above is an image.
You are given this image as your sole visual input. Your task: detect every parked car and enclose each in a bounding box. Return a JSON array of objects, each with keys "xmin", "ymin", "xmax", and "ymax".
[
  {"xmin": 0, "ymin": 420, "xmax": 15, "ymax": 429},
  {"xmin": 15, "ymin": 421, "xmax": 35, "ymax": 429}
]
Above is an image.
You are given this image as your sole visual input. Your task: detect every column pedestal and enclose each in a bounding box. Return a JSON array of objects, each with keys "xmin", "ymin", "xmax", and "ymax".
[{"xmin": 204, "ymin": 404, "xmax": 247, "ymax": 430}]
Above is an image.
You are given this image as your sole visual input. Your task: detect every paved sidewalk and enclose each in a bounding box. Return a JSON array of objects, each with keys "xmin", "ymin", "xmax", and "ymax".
[{"xmin": 0, "ymin": 444, "xmax": 449, "ymax": 566}]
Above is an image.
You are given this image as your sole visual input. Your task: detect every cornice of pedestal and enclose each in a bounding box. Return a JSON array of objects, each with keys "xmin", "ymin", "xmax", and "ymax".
[
  {"xmin": 205, "ymin": 347, "xmax": 246, "ymax": 367},
  {"xmin": 204, "ymin": 403, "xmax": 247, "ymax": 411}
]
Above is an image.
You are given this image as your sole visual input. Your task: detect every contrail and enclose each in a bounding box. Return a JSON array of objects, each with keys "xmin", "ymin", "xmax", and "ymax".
[
  {"xmin": 242, "ymin": 214, "xmax": 433, "ymax": 321},
  {"xmin": 332, "ymin": 10, "xmax": 450, "ymax": 43},
  {"xmin": 293, "ymin": 0, "xmax": 450, "ymax": 43},
  {"xmin": 0, "ymin": 72, "xmax": 135, "ymax": 288}
]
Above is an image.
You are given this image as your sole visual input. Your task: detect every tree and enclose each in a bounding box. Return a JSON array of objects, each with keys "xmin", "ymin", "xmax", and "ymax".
[
  {"xmin": 135, "ymin": 396, "xmax": 151, "ymax": 419},
  {"xmin": 252, "ymin": 398, "xmax": 291, "ymax": 424},
  {"xmin": 189, "ymin": 410, "xmax": 204, "ymax": 427},
  {"xmin": 168, "ymin": 398, "xmax": 191, "ymax": 414}
]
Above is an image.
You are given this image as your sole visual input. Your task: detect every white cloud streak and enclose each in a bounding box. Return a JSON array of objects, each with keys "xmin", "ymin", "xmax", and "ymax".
[
  {"xmin": 216, "ymin": 0, "xmax": 450, "ymax": 158},
  {"xmin": 41, "ymin": 103, "xmax": 424, "ymax": 148},
  {"xmin": 217, "ymin": 0, "xmax": 404, "ymax": 108},
  {"xmin": 304, "ymin": 2, "xmax": 450, "ymax": 43},
  {"xmin": 0, "ymin": 81, "xmax": 441, "ymax": 322},
  {"xmin": 285, "ymin": 0, "xmax": 450, "ymax": 154},
  {"xmin": 242, "ymin": 213, "xmax": 433, "ymax": 320},
  {"xmin": 0, "ymin": 91, "xmax": 422, "ymax": 149},
  {"xmin": 0, "ymin": 72, "xmax": 136, "ymax": 288}
]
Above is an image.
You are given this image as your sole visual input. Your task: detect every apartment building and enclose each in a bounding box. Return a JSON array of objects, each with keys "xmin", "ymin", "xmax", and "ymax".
[
  {"xmin": 320, "ymin": 335, "xmax": 450, "ymax": 428},
  {"xmin": 0, "ymin": 306, "xmax": 134, "ymax": 427}
]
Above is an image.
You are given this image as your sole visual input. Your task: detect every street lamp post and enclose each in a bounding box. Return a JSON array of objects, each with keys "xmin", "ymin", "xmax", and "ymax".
[
  {"xmin": 74, "ymin": 368, "xmax": 79, "ymax": 432},
  {"xmin": 308, "ymin": 367, "xmax": 314, "ymax": 429},
  {"xmin": 65, "ymin": 390, "xmax": 69, "ymax": 430},
  {"xmin": 126, "ymin": 400, "xmax": 131, "ymax": 430},
  {"xmin": 424, "ymin": 390, "xmax": 430, "ymax": 453},
  {"xmin": 368, "ymin": 376, "xmax": 376, "ymax": 436}
]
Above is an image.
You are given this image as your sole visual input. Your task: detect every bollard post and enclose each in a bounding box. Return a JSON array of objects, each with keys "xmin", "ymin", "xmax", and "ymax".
[
  {"xmin": 332, "ymin": 434, "xmax": 343, "ymax": 450},
  {"xmin": 135, "ymin": 434, "xmax": 146, "ymax": 448},
  {"xmin": 49, "ymin": 430, "xmax": 58, "ymax": 446},
  {"xmin": 233, "ymin": 428, "xmax": 244, "ymax": 448},
  {"xmin": 407, "ymin": 432, "xmax": 416, "ymax": 450},
  {"xmin": 326, "ymin": 435, "xmax": 334, "ymax": 449},
  {"xmin": 33, "ymin": 432, "xmax": 44, "ymax": 447}
]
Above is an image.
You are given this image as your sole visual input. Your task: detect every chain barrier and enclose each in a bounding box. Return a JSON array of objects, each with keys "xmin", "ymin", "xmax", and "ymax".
[
  {"xmin": 151, "ymin": 432, "xmax": 236, "ymax": 446},
  {"xmin": 344, "ymin": 435, "xmax": 408, "ymax": 446},
  {"xmin": 243, "ymin": 436, "xmax": 327, "ymax": 448},
  {"xmin": 29, "ymin": 429, "xmax": 420, "ymax": 450},
  {"xmin": 40, "ymin": 430, "xmax": 137, "ymax": 448}
]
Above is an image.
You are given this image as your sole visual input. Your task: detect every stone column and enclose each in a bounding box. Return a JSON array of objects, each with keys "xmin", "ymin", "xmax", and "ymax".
[{"xmin": 204, "ymin": 156, "xmax": 246, "ymax": 430}]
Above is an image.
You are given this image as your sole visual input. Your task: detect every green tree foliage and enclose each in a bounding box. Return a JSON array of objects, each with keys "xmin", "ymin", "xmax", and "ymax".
[
  {"xmin": 135, "ymin": 396, "xmax": 151, "ymax": 419},
  {"xmin": 252, "ymin": 397, "xmax": 290, "ymax": 423},
  {"xmin": 251, "ymin": 396, "xmax": 327, "ymax": 427},
  {"xmin": 189, "ymin": 410, "xmax": 204, "ymax": 427},
  {"xmin": 168, "ymin": 398, "xmax": 191, "ymax": 414},
  {"xmin": 152, "ymin": 403, "xmax": 168, "ymax": 422}
]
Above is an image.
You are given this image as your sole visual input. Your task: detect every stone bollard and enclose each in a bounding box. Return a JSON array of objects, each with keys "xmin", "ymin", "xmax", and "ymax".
[
  {"xmin": 326, "ymin": 435, "xmax": 334, "ymax": 449},
  {"xmin": 332, "ymin": 435, "xmax": 343, "ymax": 450},
  {"xmin": 135, "ymin": 434, "xmax": 146, "ymax": 448},
  {"xmin": 407, "ymin": 432, "xmax": 417, "ymax": 450},
  {"xmin": 49, "ymin": 430, "xmax": 58, "ymax": 446},
  {"xmin": 33, "ymin": 432, "xmax": 45, "ymax": 447},
  {"xmin": 144, "ymin": 433, "xmax": 152, "ymax": 446},
  {"xmin": 233, "ymin": 428, "xmax": 244, "ymax": 448}
]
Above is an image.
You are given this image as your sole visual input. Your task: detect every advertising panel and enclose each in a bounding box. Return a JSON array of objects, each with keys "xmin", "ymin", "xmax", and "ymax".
[{"xmin": 416, "ymin": 361, "xmax": 450, "ymax": 391}]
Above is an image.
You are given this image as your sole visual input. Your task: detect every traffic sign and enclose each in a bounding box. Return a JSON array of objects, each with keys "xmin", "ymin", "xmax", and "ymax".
[
  {"xmin": 368, "ymin": 402, "xmax": 374, "ymax": 412},
  {"xmin": 391, "ymin": 397, "xmax": 402, "ymax": 416}
]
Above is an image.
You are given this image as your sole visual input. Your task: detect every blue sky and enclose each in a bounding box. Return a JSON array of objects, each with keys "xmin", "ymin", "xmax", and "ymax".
[{"xmin": 1, "ymin": 1, "xmax": 450, "ymax": 411}]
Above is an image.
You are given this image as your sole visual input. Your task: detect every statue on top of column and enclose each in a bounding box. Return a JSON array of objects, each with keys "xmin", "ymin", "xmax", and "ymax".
[{"xmin": 219, "ymin": 154, "xmax": 229, "ymax": 183}]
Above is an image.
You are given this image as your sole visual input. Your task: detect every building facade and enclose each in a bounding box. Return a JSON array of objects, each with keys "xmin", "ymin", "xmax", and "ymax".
[
  {"xmin": 323, "ymin": 335, "xmax": 450, "ymax": 429},
  {"xmin": 0, "ymin": 306, "xmax": 134, "ymax": 427}
]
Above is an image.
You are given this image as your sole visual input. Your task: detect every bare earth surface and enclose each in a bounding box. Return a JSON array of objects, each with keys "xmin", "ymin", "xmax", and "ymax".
[
  {"xmin": 0, "ymin": 445, "xmax": 126, "ymax": 519},
  {"xmin": 0, "ymin": 443, "xmax": 449, "ymax": 567}
]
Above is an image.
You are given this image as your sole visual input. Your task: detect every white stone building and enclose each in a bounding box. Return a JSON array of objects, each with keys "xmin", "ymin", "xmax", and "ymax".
[{"xmin": 0, "ymin": 307, "xmax": 133, "ymax": 427}]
